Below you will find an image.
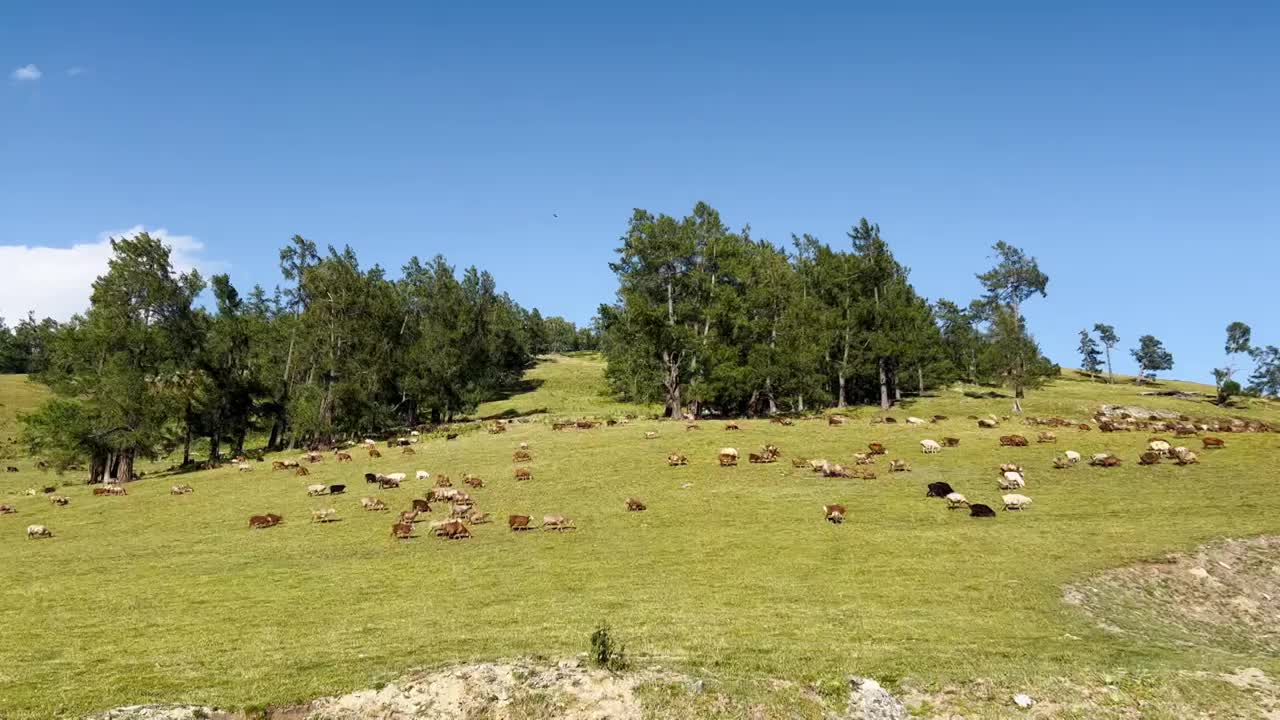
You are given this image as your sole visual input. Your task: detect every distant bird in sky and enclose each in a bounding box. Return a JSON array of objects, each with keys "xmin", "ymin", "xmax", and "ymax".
[{"xmin": 553, "ymin": 213, "xmax": 559, "ymax": 219}]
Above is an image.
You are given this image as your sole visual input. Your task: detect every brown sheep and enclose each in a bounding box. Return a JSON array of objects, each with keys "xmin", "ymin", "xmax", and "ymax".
[
  {"xmin": 1138, "ymin": 451, "xmax": 1163, "ymax": 466},
  {"xmin": 625, "ymin": 497, "xmax": 646, "ymax": 511},
  {"xmin": 725, "ymin": 422, "xmax": 740, "ymax": 431},
  {"xmin": 391, "ymin": 521, "xmax": 414, "ymax": 539},
  {"xmin": 667, "ymin": 453, "xmax": 689, "ymax": 466},
  {"xmin": 249, "ymin": 513, "xmax": 283, "ymax": 529},
  {"xmin": 513, "ymin": 449, "xmax": 532, "ymax": 463},
  {"xmin": 867, "ymin": 442, "xmax": 886, "ymax": 455},
  {"xmin": 435, "ymin": 519, "xmax": 472, "ymax": 539},
  {"xmin": 1202, "ymin": 437, "xmax": 1226, "ymax": 449},
  {"xmin": 1037, "ymin": 431, "xmax": 1057, "ymax": 443},
  {"xmin": 294, "ymin": 466, "xmax": 311, "ymax": 477},
  {"xmin": 361, "ymin": 497, "xmax": 388, "ymax": 511},
  {"xmin": 434, "ymin": 475, "xmax": 452, "ymax": 488},
  {"xmin": 508, "ymin": 514, "xmax": 532, "ymax": 531},
  {"xmin": 334, "ymin": 451, "xmax": 352, "ymax": 462},
  {"xmin": 999, "ymin": 435, "xmax": 1029, "ymax": 447},
  {"xmin": 514, "ymin": 467, "xmax": 532, "ymax": 481},
  {"xmin": 470, "ymin": 512, "xmax": 492, "ymax": 524},
  {"xmin": 463, "ymin": 475, "xmax": 484, "ymax": 488},
  {"xmin": 888, "ymin": 459, "xmax": 911, "ymax": 472},
  {"xmin": 411, "ymin": 498, "xmax": 432, "ymax": 513},
  {"xmin": 368, "ymin": 447, "xmax": 382, "ymax": 458}
]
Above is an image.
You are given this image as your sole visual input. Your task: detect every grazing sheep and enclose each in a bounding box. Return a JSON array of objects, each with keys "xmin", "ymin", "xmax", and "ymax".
[
  {"xmin": 26, "ymin": 524, "xmax": 53, "ymax": 539},
  {"xmin": 686, "ymin": 423, "xmax": 701, "ymax": 432},
  {"xmin": 411, "ymin": 498, "xmax": 432, "ymax": 513},
  {"xmin": 944, "ymin": 492, "xmax": 970, "ymax": 510},
  {"xmin": 446, "ymin": 433, "xmax": 459, "ymax": 441},
  {"xmin": 434, "ymin": 475, "xmax": 452, "ymax": 488},
  {"xmin": 718, "ymin": 448, "xmax": 739, "ymax": 467},
  {"xmin": 826, "ymin": 510, "xmax": 845, "ymax": 524},
  {"xmin": 644, "ymin": 431, "xmax": 658, "ymax": 440},
  {"xmin": 361, "ymin": 497, "xmax": 388, "ymax": 511},
  {"xmin": 867, "ymin": 442, "xmax": 886, "ymax": 455},
  {"xmin": 519, "ymin": 441, "xmax": 529, "ymax": 450},
  {"xmin": 852, "ymin": 453, "xmax": 874, "ymax": 465},
  {"xmin": 5, "ymin": 466, "xmax": 16, "ymax": 473},
  {"xmin": 391, "ymin": 522, "xmax": 414, "ymax": 539},
  {"xmin": 920, "ymin": 439, "xmax": 942, "ymax": 454},
  {"xmin": 882, "ymin": 417, "xmax": 897, "ymax": 424},
  {"xmin": 906, "ymin": 416, "xmax": 926, "ymax": 425},
  {"xmin": 434, "ymin": 519, "xmax": 471, "ymax": 539},
  {"xmin": 978, "ymin": 418, "xmax": 998, "ymax": 429},
  {"xmin": 1064, "ymin": 450, "xmax": 1081, "ymax": 464},
  {"xmin": 999, "ymin": 434, "xmax": 1029, "ymax": 447},
  {"xmin": 328, "ymin": 484, "xmax": 346, "ymax": 495},
  {"xmin": 237, "ymin": 462, "xmax": 254, "ymax": 472},
  {"xmin": 823, "ymin": 504, "xmax": 846, "ymax": 523},
  {"xmin": 1052, "ymin": 456, "xmax": 1070, "ymax": 469},
  {"xmin": 401, "ymin": 447, "xmax": 416, "ymax": 456},
  {"xmin": 379, "ymin": 476, "xmax": 401, "ymax": 489},
  {"xmin": 463, "ymin": 475, "xmax": 484, "ymax": 488},
  {"xmin": 311, "ymin": 508, "xmax": 337, "ymax": 523},
  {"xmin": 294, "ymin": 466, "xmax": 311, "ymax": 477},
  {"xmin": 249, "ymin": 513, "xmax": 283, "ymax": 529},
  {"xmin": 513, "ymin": 449, "xmax": 532, "ymax": 462},
  {"xmin": 170, "ymin": 484, "xmax": 194, "ymax": 495},
  {"xmin": 449, "ymin": 503, "xmax": 474, "ymax": 519},
  {"xmin": 306, "ymin": 484, "xmax": 327, "ymax": 496},
  {"xmin": 93, "ymin": 486, "xmax": 126, "ymax": 496},
  {"xmin": 384, "ymin": 472, "xmax": 407, "ymax": 483},
  {"xmin": 999, "ymin": 463, "xmax": 1024, "ymax": 474},
  {"xmin": 942, "ymin": 437, "xmax": 961, "ymax": 448},
  {"xmin": 50, "ymin": 495, "xmax": 69, "ymax": 506},
  {"xmin": 791, "ymin": 458, "xmax": 810, "ymax": 468},
  {"xmin": 969, "ymin": 504, "xmax": 997, "ymax": 518},
  {"xmin": 1148, "ymin": 440, "xmax": 1172, "ymax": 454},
  {"xmin": 514, "ymin": 467, "xmax": 532, "ymax": 481},
  {"xmin": 1001, "ymin": 493, "xmax": 1032, "ymax": 511},
  {"xmin": 626, "ymin": 497, "xmax": 646, "ymax": 512},
  {"xmin": 1037, "ymin": 432, "xmax": 1057, "ymax": 443},
  {"xmin": 828, "ymin": 415, "xmax": 847, "ymax": 426},
  {"xmin": 925, "ymin": 481, "xmax": 955, "ymax": 498},
  {"xmin": 368, "ymin": 448, "xmax": 382, "ymax": 458},
  {"xmin": 334, "ymin": 452, "xmax": 352, "ymax": 462},
  {"xmin": 749, "ymin": 445, "xmax": 780, "ymax": 464},
  {"xmin": 415, "ymin": 470, "xmax": 430, "ymax": 481},
  {"xmin": 0, "ymin": 504, "xmax": 16, "ymax": 514},
  {"xmin": 1202, "ymin": 437, "xmax": 1226, "ymax": 449},
  {"xmin": 508, "ymin": 514, "xmax": 532, "ymax": 531},
  {"xmin": 725, "ymin": 422, "xmax": 740, "ymax": 431},
  {"xmin": 889, "ymin": 459, "xmax": 911, "ymax": 472},
  {"xmin": 542, "ymin": 515, "xmax": 575, "ymax": 531},
  {"xmin": 667, "ymin": 453, "xmax": 689, "ymax": 467},
  {"xmin": 1174, "ymin": 450, "xmax": 1200, "ymax": 465},
  {"xmin": 1138, "ymin": 451, "xmax": 1162, "ymax": 466},
  {"xmin": 470, "ymin": 512, "xmax": 492, "ymax": 524},
  {"xmin": 998, "ymin": 472, "xmax": 1025, "ymax": 490},
  {"xmin": 400, "ymin": 509, "xmax": 420, "ymax": 524}
]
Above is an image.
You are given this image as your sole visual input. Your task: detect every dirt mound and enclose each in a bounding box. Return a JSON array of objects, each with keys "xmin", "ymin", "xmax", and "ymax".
[{"xmin": 1064, "ymin": 537, "xmax": 1280, "ymax": 655}]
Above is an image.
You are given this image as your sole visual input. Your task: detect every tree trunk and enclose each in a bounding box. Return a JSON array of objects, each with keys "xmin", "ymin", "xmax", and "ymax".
[
  {"xmin": 662, "ymin": 351, "xmax": 682, "ymax": 418},
  {"xmin": 181, "ymin": 400, "xmax": 193, "ymax": 466},
  {"xmin": 267, "ymin": 416, "xmax": 281, "ymax": 451},
  {"xmin": 234, "ymin": 429, "xmax": 247, "ymax": 457},
  {"xmin": 209, "ymin": 433, "xmax": 222, "ymax": 465},
  {"xmin": 1105, "ymin": 349, "xmax": 1114, "ymax": 384},
  {"xmin": 837, "ymin": 371, "xmax": 847, "ymax": 408},
  {"xmin": 115, "ymin": 449, "xmax": 134, "ymax": 483},
  {"xmin": 796, "ymin": 394, "xmax": 805, "ymax": 412},
  {"xmin": 917, "ymin": 365, "xmax": 925, "ymax": 396},
  {"xmin": 87, "ymin": 451, "xmax": 107, "ymax": 485},
  {"xmin": 878, "ymin": 357, "xmax": 891, "ymax": 411}
]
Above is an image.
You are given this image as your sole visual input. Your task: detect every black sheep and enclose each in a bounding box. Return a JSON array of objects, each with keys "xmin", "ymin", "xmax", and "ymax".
[
  {"xmin": 328, "ymin": 484, "xmax": 346, "ymax": 495},
  {"xmin": 926, "ymin": 481, "xmax": 955, "ymax": 498},
  {"xmin": 969, "ymin": 503, "xmax": 997, "ymax": 518},
  {"xmin": 364, "ymin": 473, "xmax": 379, "ymax": 484}
]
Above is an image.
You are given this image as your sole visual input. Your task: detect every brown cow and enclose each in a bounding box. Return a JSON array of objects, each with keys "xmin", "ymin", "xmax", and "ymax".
[
  {"xmin": 1202, "ymin": 437, "xmax": 1226, "ymax": 449},
  {"xmin": 508, "ymin": 514, "xmax": 532, "ymax": 531},
  {"xmin": 625, "ymin": 497, "xmax": 646, "ymax": 511}
]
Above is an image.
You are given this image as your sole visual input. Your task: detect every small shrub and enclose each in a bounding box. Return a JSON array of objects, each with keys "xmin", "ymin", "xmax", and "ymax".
[{"xmin": 589, "ymin": 622, "xmax": 628, "ymax": 671}]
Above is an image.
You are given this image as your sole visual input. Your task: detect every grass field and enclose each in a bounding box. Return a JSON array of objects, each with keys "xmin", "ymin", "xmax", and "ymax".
[{"xmin": 3, "ymin": 358, "xmax": 1280, "ymax": 718}]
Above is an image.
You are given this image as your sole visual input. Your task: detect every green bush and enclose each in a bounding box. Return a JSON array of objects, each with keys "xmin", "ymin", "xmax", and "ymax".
[{"xmin": 589, "ymin": 622, "xmax": 628, "ymax": 671}]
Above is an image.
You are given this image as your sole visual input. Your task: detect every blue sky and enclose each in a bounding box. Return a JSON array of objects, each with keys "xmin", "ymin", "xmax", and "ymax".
[{"xmin": 2, "ymin": 1, "xmax": 1277, "ymax": 384}]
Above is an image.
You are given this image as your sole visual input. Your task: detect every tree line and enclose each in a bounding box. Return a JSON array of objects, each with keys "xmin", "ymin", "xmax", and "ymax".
[
  {"xmin": 17, "ymin": 233, "xmax": 597, "ymax": 483},
  {"xmin": 597, "ymin": 203, "xmax": 1057, "ymax": 417}
]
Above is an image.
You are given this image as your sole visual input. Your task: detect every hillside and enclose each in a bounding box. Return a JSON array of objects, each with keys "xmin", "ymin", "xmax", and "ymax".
[
  {"xmin": 0, "ymin": 374, "xmax": 49, "ymax": 461},
  {"xmin": 2, "ymin": 360, "xmax": 1279, "ymax": 719}
]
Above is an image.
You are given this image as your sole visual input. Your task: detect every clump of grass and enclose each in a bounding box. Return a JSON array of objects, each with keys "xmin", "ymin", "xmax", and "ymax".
[{"xmin": 590, "ymin": 623, "xmax": 628, "ymax": 671}]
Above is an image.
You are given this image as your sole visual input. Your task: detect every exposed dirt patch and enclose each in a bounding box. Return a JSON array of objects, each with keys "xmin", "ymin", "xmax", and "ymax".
[{"xmin": 1064, "ymin": 537, "xmax": 1280, "ymax": 655}]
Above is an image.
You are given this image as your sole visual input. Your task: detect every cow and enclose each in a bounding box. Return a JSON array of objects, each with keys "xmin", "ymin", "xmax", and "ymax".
[{"xmin": 508, "ymin": 514, "xmax": 532, "ymax": 531}]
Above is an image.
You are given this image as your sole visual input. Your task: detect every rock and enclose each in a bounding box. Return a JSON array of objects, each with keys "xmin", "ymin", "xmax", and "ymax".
[
  {"xmin": 1013, "ymin": 693, "xmax": 1035, "ymax": 708},
  {"xmin": 846, "ymin": 676, "xmax": 908, "ymax": 720}
]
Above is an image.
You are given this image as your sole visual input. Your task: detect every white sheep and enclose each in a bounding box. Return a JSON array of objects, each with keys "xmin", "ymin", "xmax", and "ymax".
[
  {"xmin": 237, "ymin": 462, "xmax": 253, "ymax": 472},
  {"xmin": 415, "ymin": 470, "xmax": 430, "ymax": 481},
  {"xmin": 385, "ymin": 472, "xmax": 407, "ymax": 483},
  {"xmin": 26, "ymin": 524, "xmax": 52, "ymax": 539},
  {"xmin": 919, "ymin": 439, "xmax": 942, "ymax": 454},
  {"xmin": 1148, "ymin": 440, "xmax": 1171, "ymax": 454},
  {"xmin": 906, "ymin": 416, "xmax": 926, "ymax": 425},
  {"xmin": 1002, "ymin": 493, "xmax": 1033, "ymax": 510},
  {"xmin": 306, "ymin": 484, "xmax": 327, "ymax": 496},
  {"xmin": 999, "ymin": 471, "xmax": 1025, "ymax": 490},
  {"xmin": 1064, "ymin": 450, "xmax": 1081, "ymax": 464},
  {"xmin": 311, "ymin": 508, "xmax": 337, "ymax": 523},
  {"xmin": 944, "ymin": 492, "xmax": 969, "ymax": 509}
]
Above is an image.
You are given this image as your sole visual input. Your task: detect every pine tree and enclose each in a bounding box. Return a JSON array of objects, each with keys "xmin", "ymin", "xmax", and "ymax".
[{"xmin": 1077, "ymin": 329, "xmax": 1103, "ymax": 375}]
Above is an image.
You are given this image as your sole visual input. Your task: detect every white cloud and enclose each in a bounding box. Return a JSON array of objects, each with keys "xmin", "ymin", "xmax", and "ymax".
[
  {"xmin": 0, "ymin": 226, "xmax": 217, "ymax": 323},
  {"xmin": 67, "ymin": 66, "xmax": 85, "ymax": 77},
  {"xmin": 11, "ymin": 64, "xmax": 42, "ymax": 82}
]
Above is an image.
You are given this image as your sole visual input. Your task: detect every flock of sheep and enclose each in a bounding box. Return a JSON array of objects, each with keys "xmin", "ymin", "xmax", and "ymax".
[{"xmin": 6, "ymin": 409, "xmax": 1237, "ymax": 543}]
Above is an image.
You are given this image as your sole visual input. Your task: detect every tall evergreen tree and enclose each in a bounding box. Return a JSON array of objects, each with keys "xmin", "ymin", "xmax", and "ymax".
[
  {"xmin": 976, "ymin": 241, "xmax": 1048, "ymax": 411},
  {"xmin": 1092, "ymin": 323, "xmax": 1119, "ymax": 383},
  {"xmin": 1077, "ymin": 329, "xmax": 1103, "ymax": 375}
]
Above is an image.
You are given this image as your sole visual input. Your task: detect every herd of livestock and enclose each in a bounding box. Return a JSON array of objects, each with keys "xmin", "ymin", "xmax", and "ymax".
[{"xmin": 5, "ymin": 406, "xmax": 1263, "ymax": 542}]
